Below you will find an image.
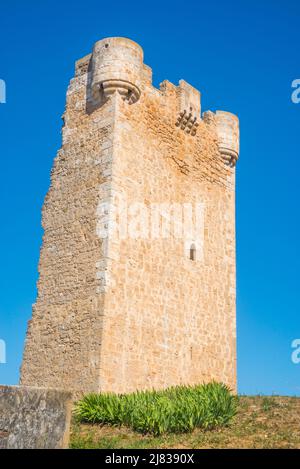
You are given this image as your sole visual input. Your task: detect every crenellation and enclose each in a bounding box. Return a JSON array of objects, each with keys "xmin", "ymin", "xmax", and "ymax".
[
  {"xmin": 177, "ymin": 79, "xmax": 201, "ymax": 119},
  {"xmin": 75, "ymin": 53, "xmax": 92, "ymax": 77}
]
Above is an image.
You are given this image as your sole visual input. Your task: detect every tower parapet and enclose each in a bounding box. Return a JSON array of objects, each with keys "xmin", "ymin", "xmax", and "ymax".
[{"xmin": 91, "ymin": 37, "xmax": 144, "ymax": 105}]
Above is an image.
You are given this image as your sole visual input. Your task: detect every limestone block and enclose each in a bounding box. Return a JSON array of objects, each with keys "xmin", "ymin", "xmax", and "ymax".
[{"xmin": 0, "ymin": 386, "xmax": 72, "ymax": 449}]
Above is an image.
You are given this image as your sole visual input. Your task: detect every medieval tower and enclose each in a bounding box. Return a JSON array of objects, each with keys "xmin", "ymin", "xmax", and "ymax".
[{"xmin": 21, "ymin": 37, "xmax": 239, "ymax": 395}]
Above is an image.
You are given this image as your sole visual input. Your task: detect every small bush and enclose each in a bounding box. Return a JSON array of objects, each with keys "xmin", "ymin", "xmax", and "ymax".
[{"xmin": 74, "ymin": 382, "xmax": 237, "ymax": 435}]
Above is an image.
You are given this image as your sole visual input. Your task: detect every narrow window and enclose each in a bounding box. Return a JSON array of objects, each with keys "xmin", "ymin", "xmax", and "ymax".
[{"xmin": 190, "ymin": 244, "xmax": 196, "ymax": 261}]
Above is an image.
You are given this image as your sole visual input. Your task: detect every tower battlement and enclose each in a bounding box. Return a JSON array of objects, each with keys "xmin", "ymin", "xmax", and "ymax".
[
  {"xmin": 75, "ymin": 37, "xmax": 239, "ymax": 165},
  {"xmin": 21, "ymin": 37, "xmax": 238, "ymax": 395}
]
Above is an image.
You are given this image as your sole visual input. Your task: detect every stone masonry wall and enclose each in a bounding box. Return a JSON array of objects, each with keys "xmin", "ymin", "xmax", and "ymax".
[
  {"xmin": 98, "ymin": 85, "xmax": 236, "ymax": 393},
  {"xmin": 21, "ymin": 71, "xmax": 116, "ymax": 393}
]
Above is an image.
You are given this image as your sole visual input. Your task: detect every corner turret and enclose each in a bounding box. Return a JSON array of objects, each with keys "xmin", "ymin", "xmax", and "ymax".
[
  {"xmin": 215, "ymin": 111, "xmax": 239, "ymax": 167},
  {"xmin": 91, "ymin": 37, "xmax": 144, "ymax": 105}
]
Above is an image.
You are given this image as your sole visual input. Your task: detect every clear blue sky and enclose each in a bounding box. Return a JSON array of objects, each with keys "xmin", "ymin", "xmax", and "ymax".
[{"xmin": 0, "ymin": 0, "xmax": 299, "ymax": 395}]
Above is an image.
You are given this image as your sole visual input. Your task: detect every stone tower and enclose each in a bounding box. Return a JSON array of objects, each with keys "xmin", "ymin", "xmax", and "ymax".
[{"xmin": 21, "ymin": 37, "xmax": 239, "ymax": 395}]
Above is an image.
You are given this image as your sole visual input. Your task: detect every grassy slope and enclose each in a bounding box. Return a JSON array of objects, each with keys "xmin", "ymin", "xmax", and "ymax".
[{"xmin": 70, "ymin": 396, "xmax": 300, "ymax": 449}]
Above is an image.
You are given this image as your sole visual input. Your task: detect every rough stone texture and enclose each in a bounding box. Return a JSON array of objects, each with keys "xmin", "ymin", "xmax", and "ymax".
[
  {"xmin": 0, "ymin": 386, "xmax": 72, "ymax": 449},
  {"xmin": 21, "ymin": 37, "xmax": 239, "ymax": 395}
]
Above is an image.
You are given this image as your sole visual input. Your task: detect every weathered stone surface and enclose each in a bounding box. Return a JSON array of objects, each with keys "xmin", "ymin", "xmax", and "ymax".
[
  {"xmin": 20, "ymin": 37, "xmax": 239, "ymax": 396},
  {"xmin": 0, "ymin": 386, "xmax": 72, "ymax": 449}
]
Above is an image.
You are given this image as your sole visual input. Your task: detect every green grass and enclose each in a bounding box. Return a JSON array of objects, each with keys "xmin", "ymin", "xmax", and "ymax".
[
  {"xmin": 74, "ymin": 382, "xmax": 237, "ymax": 436},
  {"xmin": 71, "ymin": 396, "xmax": 300, "ymax": 449}
]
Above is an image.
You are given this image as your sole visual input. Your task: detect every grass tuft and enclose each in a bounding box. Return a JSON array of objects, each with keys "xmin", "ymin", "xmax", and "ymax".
[{"xmin": 74, "ymin": 382, "xmax": 237, "ymax": 436}]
